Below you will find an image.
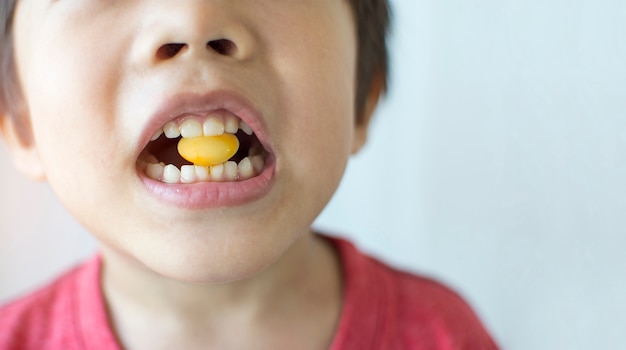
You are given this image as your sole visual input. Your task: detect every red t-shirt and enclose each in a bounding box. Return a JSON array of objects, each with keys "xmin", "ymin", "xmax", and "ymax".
[{"xmin": 0, "ymin": 237, "xmax": 498, "ymax": 349}]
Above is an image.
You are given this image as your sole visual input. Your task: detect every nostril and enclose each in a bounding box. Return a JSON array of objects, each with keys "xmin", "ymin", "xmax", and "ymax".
[
  {"xmin": 156, "ymin": 43, "xmax": 187, "ymax": 60},
  {"xmin": 207, "ymin": 39, "xmax": 237, "ymax": 56}
]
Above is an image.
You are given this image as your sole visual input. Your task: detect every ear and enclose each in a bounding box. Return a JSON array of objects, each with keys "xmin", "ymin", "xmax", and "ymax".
[
  {"xmin": 351, "ymin": 71, "xmax": 385, "ymax": 154},
  {"xmin": 0, "ymin": 114, "xmax": 46, "ymax": 181}
]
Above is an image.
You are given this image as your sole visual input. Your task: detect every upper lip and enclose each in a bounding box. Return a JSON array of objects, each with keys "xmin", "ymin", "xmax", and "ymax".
[{"xmin": 136, "ymin": 89, "xmax": 272, "ymax": 160}]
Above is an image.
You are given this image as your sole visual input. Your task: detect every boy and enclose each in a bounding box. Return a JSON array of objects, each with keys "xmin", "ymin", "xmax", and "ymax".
[{"xmin": 0, "ymin": 0, "xmax": 498, "ymax": 349}]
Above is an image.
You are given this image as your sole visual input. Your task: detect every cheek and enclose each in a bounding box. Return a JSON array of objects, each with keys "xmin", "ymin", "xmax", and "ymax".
[
  {"xmin": 20, "ymin": 31, "xmax": 128, "ymax": 176},
  {"xmin": 298, "ymin": 92, "xmax": 355, "ymax": 166},
  {"xmin": 282, "ymin": 54, "xmax": 357, "ymax": 174},
  {"xmin": 24, "ymin": 72, "xmax": 115, "ymax": 189},
  {"xmin": 267, "ymin": 12, "xmax": 357, "ymax": 208},
  {"xmin": 19, "ymin": 57, "xmax": 128, "ymax": 224},
  {"xmin": 270, "ymin": 20, "xmax": 356, "ymax": 157},
  {"xmin": 277, "ymin": 67, "xmax": 356, "ymax": 219}
]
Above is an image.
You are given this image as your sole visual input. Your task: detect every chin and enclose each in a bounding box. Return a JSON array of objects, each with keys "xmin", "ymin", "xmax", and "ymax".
[{"xmin": 123, "ymin": 229, "xmax": 293, "ymax": 285}]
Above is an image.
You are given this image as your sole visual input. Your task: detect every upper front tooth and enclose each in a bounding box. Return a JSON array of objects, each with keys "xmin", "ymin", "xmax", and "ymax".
[
  {"xmin": 180, "ymin": 119, "xmax": 203, "ymax": 138},
  {"xmin": 240, "ymin": 121, "xmax": 253, "ymax": 135},
  {"xmin": 163, "ymin": 122, "xmax": 180, "ymax": 138},
  {"xmin": 203, "ymin": 116, "xmax": 225, "ymax": 136},
  {"xmin": 225, "ymin": 116, "xmax": 239, "ymax": 134},
  {"xmin": 195, "ymin": 165, "xmax": 210, "ymax": 181}
]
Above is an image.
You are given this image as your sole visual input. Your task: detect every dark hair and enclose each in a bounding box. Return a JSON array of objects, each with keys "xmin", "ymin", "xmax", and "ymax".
[
  {"xmin": 350, "ymin": 0, "xmax": 391, "ymax": 123},
  {"xmin": 0, "ymin": 0, "xmax": 27, "ymax": 140},
  {"xmin": 0, "ymin": 0, "xmax": 390, "ymax": 130}
]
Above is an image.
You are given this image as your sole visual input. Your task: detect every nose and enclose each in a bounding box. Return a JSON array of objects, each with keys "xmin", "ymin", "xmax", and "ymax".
[
  {"xmin": 156, "ymin": 39, "xmax": 239, "ymax": 60},
  {"xmin": 133, "ymin": 2, "xmax": 256, "ymax": 65}
]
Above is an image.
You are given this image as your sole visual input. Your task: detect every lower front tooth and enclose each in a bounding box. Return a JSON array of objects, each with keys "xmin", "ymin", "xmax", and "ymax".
[
  {"xmin": 163, "ymin": 164, "xmax": 181, "ymax": 184},
  {"xmin": 224, "ymin": 161, "xmax": 238, "ymax": 180},
  {"xmin": 238, "ymin": 157, "xmax": 254, "ymax": 179},
  {"xmin": 195, "ymin": 165, "xmax": 210, "ymax": 181},
  {"xmin": 210, "ymin": 164, "xmax": 224, "ymax": 181},
  {"xmin": 180, "ymin": 165, "xmax": 196, "ymax": 183}
]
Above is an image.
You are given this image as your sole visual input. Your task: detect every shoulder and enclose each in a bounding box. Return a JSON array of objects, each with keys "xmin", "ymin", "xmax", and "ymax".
[
  {"xmin": 328, "ymin": 235, "xmax": 499, "ymax": 349},
  {"xmin": 390, "ymin": 265, "xmax": 482, "ymax": 326},
  {"xmin": 387, "ymin": 267, "xmax": 498, "ymax": 349},
  {"xmin": 0, "ymin": 258, "xmax": 97, "ymax": 350}
]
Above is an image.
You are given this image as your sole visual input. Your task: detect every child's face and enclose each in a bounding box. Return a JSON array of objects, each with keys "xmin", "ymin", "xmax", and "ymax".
[{"xmin": 6, "ymin": 0, "xmax": 372, "ymax": 282}]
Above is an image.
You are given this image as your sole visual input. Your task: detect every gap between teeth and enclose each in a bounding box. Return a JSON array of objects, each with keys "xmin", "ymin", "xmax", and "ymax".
[
  {"xmin": 144, "ymin": 155, "xmax": 265, "ymax": 184},
  {"xmin": 152, "ymin": 114, "xmax": 253, "ymax": 141}
]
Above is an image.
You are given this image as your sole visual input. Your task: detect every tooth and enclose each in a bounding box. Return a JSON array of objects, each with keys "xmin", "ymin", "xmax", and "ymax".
[
  {"xmin": 251, "ymin": 155, "xmax": 265, "ymax": 173},
  {"xmin": 195, "ymin": 165, "xmax": 210, "ymax": 181},
  {"xmin": 238, "ymin": 157, "xmax": 254, "ymax": 179},
  {"xmin": 151, "ymin": 129, "xmax": 163, "ymax": 141},
  {"xmin": 210, "ymin": 164, "xmax": 224, "ymax": 181},
  {"xmin": 180, "ymin": 119, "xmax": 203, "ymax": 138},
  {"xmin": 239, "ymin": 121, "xmax": 253, "ymax": 135},
  {"xmin": 224, "ymin": 161, "xmax": 238, "ymax": 180},
  {"xmin": 249, "ymin": 146, "xmax": 261, "ymax": 157},
  {"xmin": 180, "ymin": 165, "xmax": 197, "ymax": 183},
  {"xmin": 203, "ymin": 116, "xmax": 225, "ymax": 136},
  {"xmin": 163, "ymin": 122, "xmax": 180, "ymax": 138},
  {"xmin": 146, "ymin": 163, "xmax": 164, "ymax": 180},
  {"xmin": 163, "ymin": 164, "xmax": 181, "ymax": 184},
  {"xmin": 225, "ymin": 116, "xmax": 239, "ymax": 134}
]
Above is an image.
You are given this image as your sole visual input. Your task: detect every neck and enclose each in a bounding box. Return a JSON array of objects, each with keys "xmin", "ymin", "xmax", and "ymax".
[{"xmin": 100, "ymin": 231, "xmax": 342, "ymax": 349}]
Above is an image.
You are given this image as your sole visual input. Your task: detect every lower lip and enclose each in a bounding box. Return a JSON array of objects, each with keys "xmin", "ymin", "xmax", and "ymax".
[{"xmin": 138, "ymin": 156, "xmax": 276, "ymax": 210}]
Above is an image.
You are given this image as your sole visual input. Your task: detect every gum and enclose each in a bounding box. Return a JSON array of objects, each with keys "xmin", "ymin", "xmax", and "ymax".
[{"xmin": 177, "ymin": 134, "xmax": 240, "ymax": 166}]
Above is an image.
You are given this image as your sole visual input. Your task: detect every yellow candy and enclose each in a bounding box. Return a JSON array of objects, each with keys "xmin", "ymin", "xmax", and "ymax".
[{"xmin": 177, "ymin": 134, "xmax": 240, "ymax": 166}]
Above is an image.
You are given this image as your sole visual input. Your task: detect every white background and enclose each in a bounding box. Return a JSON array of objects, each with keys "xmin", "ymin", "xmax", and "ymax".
[{"xmin": 1, "ymin": 0, "xmax": 625, "ymax": 349}]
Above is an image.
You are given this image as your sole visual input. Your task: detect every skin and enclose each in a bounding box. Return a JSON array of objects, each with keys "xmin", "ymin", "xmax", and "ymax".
[{"xmin": 1, "ymin": 0, "xmax": 382, "ymax": 348}]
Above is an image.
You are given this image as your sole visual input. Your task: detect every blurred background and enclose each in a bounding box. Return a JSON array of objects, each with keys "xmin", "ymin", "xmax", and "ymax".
[{"xmin": 2, "ymin": 0, "xmax": 625, "ymax": 349}]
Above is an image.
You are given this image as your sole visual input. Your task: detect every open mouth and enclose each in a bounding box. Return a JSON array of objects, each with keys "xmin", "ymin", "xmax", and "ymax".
[{"xmin": 137, "ymin": 110, "xmax": 268, "ymax": 184}]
